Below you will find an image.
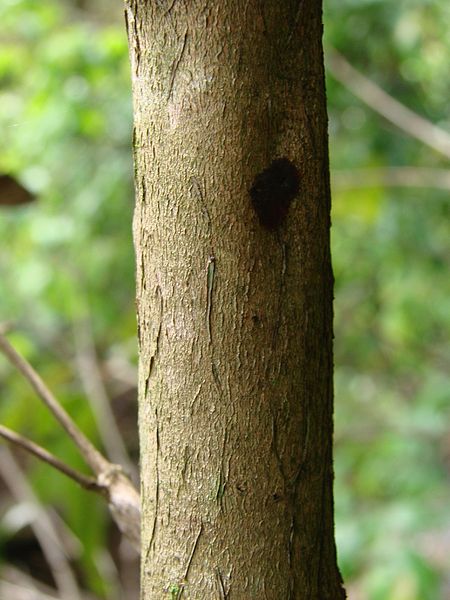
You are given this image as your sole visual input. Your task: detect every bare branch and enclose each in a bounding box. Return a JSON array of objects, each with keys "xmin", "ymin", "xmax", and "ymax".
[
  {"xmin": 326, "ymin": 48, "xmax": 450, "ymax": 160},
  {"xmin": 0, "ymin": 447, "xmax": 82, "ymax": 600},
  {"xmin": 0, "ymin": 326, "xmax": 141, "ymax": 552},
  {"xmin": 72, "ymin": 316, "xmax": 137, "ymax": 479},
  {"xmin": 0, "ymin": 576, "xmax": 59, "ymax": 600},
  {"xmin": 331, "ymin": 167, "xmax": 450, "ymax": 191},
  {"xmin": 0, "ymin": 424, "xmax": 102, "ymax": 493},
  {"xmin": 0, "ymin": 328, "xmax": 109, "ymax": 475},
  {"xmin": 104, "ymin": 353, "xmax": 138, "ymax": 388}
]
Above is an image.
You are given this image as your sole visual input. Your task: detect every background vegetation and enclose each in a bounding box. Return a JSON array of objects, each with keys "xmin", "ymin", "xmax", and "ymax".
[{"xmin": 0, "ymin": 0, "xmax": 448, "ymax": 598}]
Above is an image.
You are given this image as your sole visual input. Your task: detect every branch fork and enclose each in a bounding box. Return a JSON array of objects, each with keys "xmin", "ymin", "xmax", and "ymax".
[{"xmin": 0, "ymin": 324, "xmax": 140, "ymax": 552}]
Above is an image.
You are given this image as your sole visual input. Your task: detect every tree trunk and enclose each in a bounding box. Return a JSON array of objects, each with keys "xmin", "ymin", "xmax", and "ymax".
[{"xmin": 126, "ymin": 1, "xmax": 345, "ymax": 597}]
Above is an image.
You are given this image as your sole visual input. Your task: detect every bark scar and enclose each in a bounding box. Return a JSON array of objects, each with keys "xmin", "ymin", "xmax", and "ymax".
[{"xmin": 249, "ymin": 158, "xmax": 300, "ymax": 230}]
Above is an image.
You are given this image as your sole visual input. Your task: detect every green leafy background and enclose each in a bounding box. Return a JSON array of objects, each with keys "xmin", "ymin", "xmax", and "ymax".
[{"xmin": 0, "ymin": 0, "xmax": 449, "ymax": 598}]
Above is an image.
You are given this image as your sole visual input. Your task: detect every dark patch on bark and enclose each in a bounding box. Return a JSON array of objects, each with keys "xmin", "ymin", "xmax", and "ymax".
[{"xmin": 249, "ymin": 157, "xmax": 300, "ymax": 230}]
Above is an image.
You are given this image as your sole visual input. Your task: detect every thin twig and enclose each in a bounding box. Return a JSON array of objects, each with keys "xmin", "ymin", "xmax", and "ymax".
[
  {"xmin": 0, "ymin": 576, "xmax": 59, "ymax": 600},
  {"xmin": 104, "ymin": 354, "xmax": 138, "ymax": 388},
  {"xmin": 331, "ymin": 167, "xmax": 450, "ymax": 191},
  {"xmin": 73, "ymin": 316, "xmax": 137, "ymax": 479},
  {"xmin": 0, "ymin": 424, "xmax": 102, "ymax": 492},
  {"xmin": 0, "ymin": 328, "xmax": 109, "ymax": 476},
  {"xmin": 0, "ymin": 447, "xmax": 82, "ymax": 600},
  {"xmin": 0, "ymin": 326, "xmax": 141, "ymax": 552},
  {"xmin": 327, "ymin": 48, "xmax": 450, "ymax": 160}
]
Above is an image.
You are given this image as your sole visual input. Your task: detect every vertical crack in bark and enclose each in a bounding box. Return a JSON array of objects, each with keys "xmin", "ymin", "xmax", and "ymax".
[
  {"xmin": 287, "ymin": 412, "xmax": 310, "ymax": 590},
  {"xmin": 270, "ymin": 411, "xmax": 287, "ymax": 482},
  {"xmin": 289, "ymin": 412, "xmax": 310, "ymax": 489},
  {"xmin": 270, "ymin": 236, "xmax": 288, "ymax": 369},
  {"xmin": 163, "ymin": 0, "xmax": 179, "ymax": 17},
  {"xmin": 190, "ymin": 176, "xmax": 213, "ymax": 234},
  {"xmin": 206, "ymin": 255, "xmax": 216, "ymax": 345},
  {"xmin": 215, "ymin": 426, "xmax": 229, "ymax": 509},
  {"xmin": 167, "ymin": 29, "xmax": 188, "ymax": 101},
  {"xmin": 286, "ymin": 0, "xmax": 306, "ymax": 46},
  {"xmin": 145, "ymin": 285, "xmax": 163, "ymax": 396},
  {"xmin": 268, "ymin": 236, "xmax": 289, "ymax": 478},
  {"xmin": 315, "ymin": 442, "xmax": 330, "ymax": 596},
  {"xmin": 215, "ymin": 567, "xmax": 229, "ymax": 599},
  {"xmin": 189, "ymin": 383, "xmax": 203, "ymax": 415},
  {"xmin": 145, "ymin": 407, "xmax": 160, "ymax": 565},
  {"xmin": 150, "ymin": 286, "xmax": 164, "ymax": 373},
  {"xmin": 178, "ymin": 522, "xmax": 203, "ymax": 598}
]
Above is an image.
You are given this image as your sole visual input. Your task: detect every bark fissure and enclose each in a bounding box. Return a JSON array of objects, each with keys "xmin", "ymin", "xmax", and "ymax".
[
  {"xmin": 205, "ymin": 255, "xmax": 216, "ymax": 345},
  {"xmin": 167, "ymin": 29, "xmax": 188, "ymax": 101},
  {"xmin": 145, "ymin": 408, "xmax": 160, "ymax": 561}
]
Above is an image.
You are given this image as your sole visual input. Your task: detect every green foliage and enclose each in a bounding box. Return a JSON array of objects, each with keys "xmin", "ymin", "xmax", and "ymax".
[
  {"xmin": 326, "ymin": 0, "xmax": 450, "ymax": 597},
  {"xmin": 0, "ymin": 0, "xmax": 448, "ymax": 598},
  {"xmin": 0, "ymin": 0, "xmax": 135, "ymax": 595}
]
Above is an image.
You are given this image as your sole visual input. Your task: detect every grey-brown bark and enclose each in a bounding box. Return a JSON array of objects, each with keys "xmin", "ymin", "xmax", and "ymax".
[{"xmin": 126, "ymin": 1, "xmax": 345, "ymax": 597}]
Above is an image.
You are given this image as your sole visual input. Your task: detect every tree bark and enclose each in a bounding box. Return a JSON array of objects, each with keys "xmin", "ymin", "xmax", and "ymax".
[{"xmin": 126, "ymin": 1, "xmax": 345, "ymax": 598}]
